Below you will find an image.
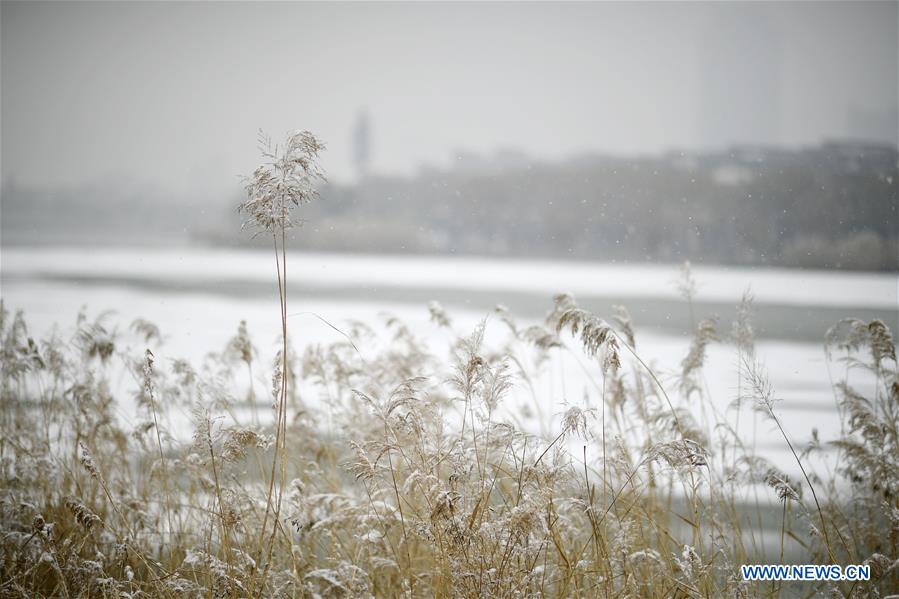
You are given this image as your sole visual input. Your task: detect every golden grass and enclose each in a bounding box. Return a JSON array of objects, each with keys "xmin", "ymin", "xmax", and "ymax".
[{"xmin": 0, "ymin": 293, "xmax": 896, "ymax": 598}]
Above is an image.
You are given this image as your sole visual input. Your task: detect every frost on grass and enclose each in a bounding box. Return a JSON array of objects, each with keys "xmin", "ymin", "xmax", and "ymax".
[{"xmin": 0, "ymin": 287, "xmax": 896, "ymax": 597}]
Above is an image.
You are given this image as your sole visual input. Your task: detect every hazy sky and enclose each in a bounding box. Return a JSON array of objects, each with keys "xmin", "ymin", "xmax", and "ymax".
[{"xmin": 2, "ymin": 1, "xmax": 897, "ymax": 194}]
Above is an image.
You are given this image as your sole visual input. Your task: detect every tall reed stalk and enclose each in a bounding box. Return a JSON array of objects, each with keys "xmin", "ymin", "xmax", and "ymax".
[{"xmin": 238, "ymin": 129, "xmax": 326, "ymax": 595}]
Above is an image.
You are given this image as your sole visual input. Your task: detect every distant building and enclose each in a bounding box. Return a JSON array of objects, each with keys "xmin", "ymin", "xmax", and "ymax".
[{"xmin": 352, "ymin": 110, "xmax": 372, "ymax": 179}]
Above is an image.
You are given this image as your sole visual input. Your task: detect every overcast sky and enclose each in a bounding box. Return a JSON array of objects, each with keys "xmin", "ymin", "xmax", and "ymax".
[{"xmin": 2, "ymin": 1, "xmax": 897, "ymax": 195}]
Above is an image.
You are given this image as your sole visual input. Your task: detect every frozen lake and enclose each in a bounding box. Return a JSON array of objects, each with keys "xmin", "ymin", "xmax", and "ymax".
[{"xmin": 2, "ymin": 246, "xmax": 897, "ymax": 479}]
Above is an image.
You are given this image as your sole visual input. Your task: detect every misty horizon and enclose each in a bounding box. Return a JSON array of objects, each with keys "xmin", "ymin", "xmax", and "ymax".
[{"xmin": 2, "ymin": 1, "xmax": 897, "ymax": 197}]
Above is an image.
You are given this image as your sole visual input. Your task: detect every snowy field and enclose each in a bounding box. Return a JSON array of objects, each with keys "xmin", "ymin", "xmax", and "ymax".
[
  {"xmin": 3, "ymin": 246, "xmax": 896, "ymax": 308},
  {"xmin": 2, "ymin": 246, "xmax": 897, "ymax": 476}
]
